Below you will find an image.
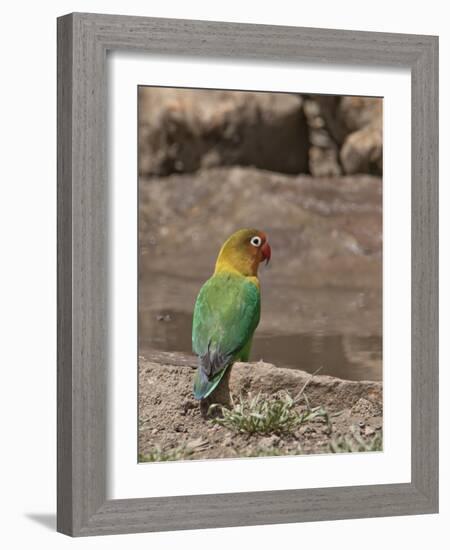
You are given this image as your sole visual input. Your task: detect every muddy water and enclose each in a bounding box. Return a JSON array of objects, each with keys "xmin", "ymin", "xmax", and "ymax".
[
  {"xmin": 139, "ymin": 308, "xmax": 382, "ymax": 382},
  {"xmin": 138, "ymin": 169, "xmax": 382, "ymax": 382}
]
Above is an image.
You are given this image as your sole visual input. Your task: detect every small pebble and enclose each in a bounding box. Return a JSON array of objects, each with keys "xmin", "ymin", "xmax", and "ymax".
[{"xmin": 156, "ymin": 313, "xmax": 172, "ymax": 322}]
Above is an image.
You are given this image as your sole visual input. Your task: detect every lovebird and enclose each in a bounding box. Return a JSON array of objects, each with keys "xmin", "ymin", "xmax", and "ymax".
[{"xmin": 192, "ymin": 228, "xmax": 271, "ymax": 401}]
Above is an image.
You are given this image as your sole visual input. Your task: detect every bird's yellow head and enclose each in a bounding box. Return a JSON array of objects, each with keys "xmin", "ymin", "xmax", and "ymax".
[{"xmin": 214, "ymin": 228, "xmax": 271, "ymax": 277}]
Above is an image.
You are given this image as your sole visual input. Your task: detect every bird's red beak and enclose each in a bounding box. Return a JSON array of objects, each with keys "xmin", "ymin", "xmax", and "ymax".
[{"xmin": 261, "ymin": 241, "xmax": 271, "ymax": 265}]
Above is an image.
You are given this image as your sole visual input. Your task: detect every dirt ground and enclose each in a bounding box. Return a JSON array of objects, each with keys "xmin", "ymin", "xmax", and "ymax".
[{"xmin": 138, "ymin": 351, "xmax": 383, "ymax": 461}]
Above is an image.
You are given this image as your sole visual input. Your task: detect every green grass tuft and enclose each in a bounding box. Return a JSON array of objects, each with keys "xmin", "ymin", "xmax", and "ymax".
[
  {"xmin": 139, "ymin": 446, "xmax": 194, "ymax": 462},
  {"xmin": 209, "ymin": 392, "xmax": 330, "ymax": 435},
  {"xmin": 329, "ymin": 430, "xmax": 383, "ymax": 453},
  {"xmin": 244, "ymin": 445, "xmax": 306, "ymax": 458},
  {"xmin": 139, "ymin": 437, "xmax": 209, "ymax": 462}
]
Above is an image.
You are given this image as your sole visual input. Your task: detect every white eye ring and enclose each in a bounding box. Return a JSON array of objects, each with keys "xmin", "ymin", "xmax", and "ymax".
[{"xmin": 250, "ymin": 236, "xmax": 262, "ymax": 247}]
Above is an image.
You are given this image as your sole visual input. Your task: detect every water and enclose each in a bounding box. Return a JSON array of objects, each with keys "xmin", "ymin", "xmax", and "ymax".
[{"xmin": 139, "ymin": 309, "xmax": 382, "ymax": 382}]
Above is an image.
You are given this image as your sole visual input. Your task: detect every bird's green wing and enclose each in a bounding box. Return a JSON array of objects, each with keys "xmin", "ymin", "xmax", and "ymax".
[{"xmin": 192, "ymin": 272, "xmax": 260, "ymax": 399}]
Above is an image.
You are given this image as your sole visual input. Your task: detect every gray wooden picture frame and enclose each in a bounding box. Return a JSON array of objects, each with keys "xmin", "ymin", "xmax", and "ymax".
[{"xmin": 57, "ymin": 12, "xmax": 438, "ymax": 537}]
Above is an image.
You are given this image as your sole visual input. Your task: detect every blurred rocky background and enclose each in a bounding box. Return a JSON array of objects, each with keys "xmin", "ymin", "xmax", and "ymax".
[
  {"xmin": 138, "ymin": 88, "xmax": 382, "ymax": 179},
  {"xmin": 138, "ymin": 87, "xmax": 382, "ymax": 382}
]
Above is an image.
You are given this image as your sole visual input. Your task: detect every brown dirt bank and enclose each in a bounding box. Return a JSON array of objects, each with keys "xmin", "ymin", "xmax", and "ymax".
[{"xmin": 139, "ymin": 351, "xmax": 383, "ymax": 461}]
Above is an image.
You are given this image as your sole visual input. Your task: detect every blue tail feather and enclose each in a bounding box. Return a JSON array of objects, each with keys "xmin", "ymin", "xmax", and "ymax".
[{"xmin": 193, "ymin": 365, "xmax": 228, "ymax": 400}]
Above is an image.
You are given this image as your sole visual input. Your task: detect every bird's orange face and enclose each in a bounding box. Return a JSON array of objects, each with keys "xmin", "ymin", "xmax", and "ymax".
[
  {"xmin": 245, "ymin": 230, "xmax": 271, "ymax": 267},
  {"xmin": 215, "ymin": 228, "xmax": 271, "ymax": 277}
]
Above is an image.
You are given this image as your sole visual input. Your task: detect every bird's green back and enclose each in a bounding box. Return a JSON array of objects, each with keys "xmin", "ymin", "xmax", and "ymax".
[
  {"xmin": 192, "ymin": 272, "xmax": 260, "ymax": 399},
  {"xmin": 192, "ymin": 272, "xmax": 260, "ymax": 359}
]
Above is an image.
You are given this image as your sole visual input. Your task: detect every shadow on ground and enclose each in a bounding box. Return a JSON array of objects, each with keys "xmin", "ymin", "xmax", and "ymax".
[{"xmin": 25, "ymin": 513, "xmax": 56, "ymax": 531}]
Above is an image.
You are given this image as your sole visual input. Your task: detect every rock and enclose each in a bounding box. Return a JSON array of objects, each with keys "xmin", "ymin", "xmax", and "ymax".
[
  {"xmin": 139, "ymin": 88, "xmax": 309, "ymax": 177},
  {"xmin": 351, "ymin": 397, "xmax": 382, "ymax": 417},
  {"xmin": 310, "ymin": 96, "xmax": 382, "ymax": 176},
  {"xmin": 303, "ymin": 98, "xmax": 342, "ymax": 177},
  {"xmin": 309, "ymin": 145, "xmax": 342, "ymax": 177},
  {"xmin": 338, "ymin": 97, "xmax": 382, "ymax": 134},
  {"xmin": 228, "ymin": 360, "xmax": 382, "ymax": 413},
  {"xmin": 340, "ymin": 125, "xmax": 382, "ymax": 175},
  {"xmin": 140, "ymin": 351, "xmax": 382, "ymax": 415},
  {"xmin": 156, "ymin": 313, "xmax": 172, "ymax": 322}
]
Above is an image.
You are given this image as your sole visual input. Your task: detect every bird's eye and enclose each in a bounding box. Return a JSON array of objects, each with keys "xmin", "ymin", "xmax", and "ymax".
[{"xmin": 250, "ymin": 236, "xmax": 262, "ymax": 247}]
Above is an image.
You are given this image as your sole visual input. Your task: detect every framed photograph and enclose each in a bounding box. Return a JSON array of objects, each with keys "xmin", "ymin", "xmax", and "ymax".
[{"xmin": 57, "ymin": 13, "xmax": 438, "ymax": 536}]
